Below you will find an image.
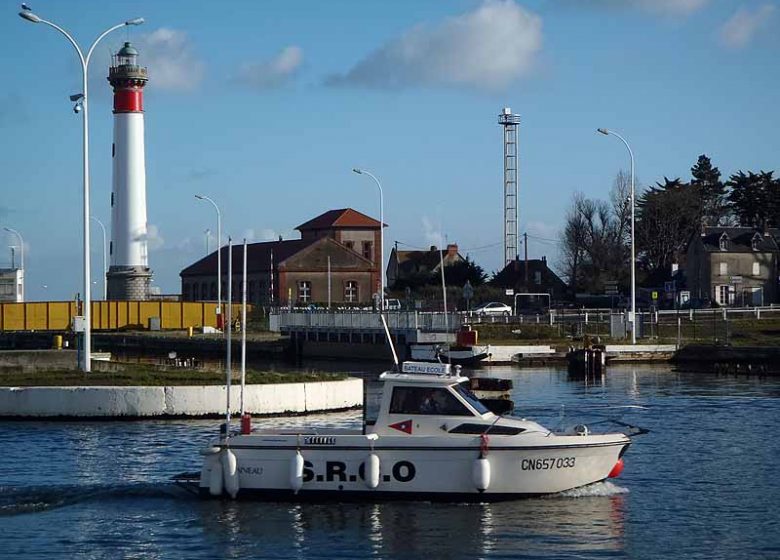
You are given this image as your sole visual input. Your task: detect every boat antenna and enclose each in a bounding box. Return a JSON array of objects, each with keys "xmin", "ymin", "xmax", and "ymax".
[
  {"xmin": 439, "ymin": 235, "xmax": 450, "ymax": 363},
  {"xmin": 379, "ymin": 313, "xmax": 399, "ymax": 368},
  {"xmin": 240, "ymin": 238, "xmax": 247, "ymax": 417},
  {"xmin": 225, "ymin": 237, "xmax": 233, "ymax": 438}
]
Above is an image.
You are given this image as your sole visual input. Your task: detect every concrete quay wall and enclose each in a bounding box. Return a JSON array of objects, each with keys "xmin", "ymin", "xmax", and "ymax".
[{"xmin": 0, "ymin": 378, "xmax": 362, "ymax": 419}]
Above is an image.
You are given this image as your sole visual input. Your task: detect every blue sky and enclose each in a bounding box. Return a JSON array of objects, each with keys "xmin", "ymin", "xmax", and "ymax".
[{"xmin": 1, "ymin": 0, "xmax": 778, "ymax": 300}]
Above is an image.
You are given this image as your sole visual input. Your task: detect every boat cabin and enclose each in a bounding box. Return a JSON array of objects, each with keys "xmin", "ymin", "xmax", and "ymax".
[{"xmin": 365, "ymin": 362, "xmax": 497, "ymax": 436}]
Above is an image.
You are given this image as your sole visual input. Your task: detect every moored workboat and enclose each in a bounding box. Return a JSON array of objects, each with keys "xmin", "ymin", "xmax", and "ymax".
[{"xmin": 187, "ymin": 361, "xmax": 633, "ymax": 501}]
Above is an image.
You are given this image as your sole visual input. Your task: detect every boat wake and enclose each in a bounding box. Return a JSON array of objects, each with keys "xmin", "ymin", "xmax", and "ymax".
[
  {"xmin": 555, "ymin": 481, "xmax": 629, "ymax": 499},
  {"xmin": 0, "ymin": 482, "xmax": 192, "ymax": 517}
]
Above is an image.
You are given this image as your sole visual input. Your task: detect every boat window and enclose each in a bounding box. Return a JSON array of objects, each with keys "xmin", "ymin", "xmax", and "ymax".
[
  {"xmin": 449, "ymin": 423, "xmax": 524, "ymax": 435},
  {"xmin": 390, "ymin": 387, "xmax": 472, "ymax": 416},
  {"xmin": 455, "ymin": 382, "xmax": 490, "ymax": 415}
]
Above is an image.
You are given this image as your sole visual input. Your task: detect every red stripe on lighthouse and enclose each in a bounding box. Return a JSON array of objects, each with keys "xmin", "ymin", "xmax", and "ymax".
[{"xmin": 113, "ymin": 90, "xmax": 143, "ymax": 113}]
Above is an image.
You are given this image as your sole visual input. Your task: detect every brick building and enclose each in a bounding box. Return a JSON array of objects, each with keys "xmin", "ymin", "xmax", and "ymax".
[{"xmin": 180, "ymin": 208, "xmax": 384, "ymax": 305}]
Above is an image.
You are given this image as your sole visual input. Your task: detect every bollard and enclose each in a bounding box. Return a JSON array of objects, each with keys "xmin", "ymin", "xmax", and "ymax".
[
  {"xmin": 187, "ymin": 326, "xmax": 194, "ymax": 338},
  {"xmin": 53, "ymin": 334, "xmax": 63, "ymax": 350}
]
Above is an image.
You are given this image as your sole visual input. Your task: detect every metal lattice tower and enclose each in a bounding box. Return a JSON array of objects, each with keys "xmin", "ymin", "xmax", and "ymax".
[{"xmin": 498, "ymin": 107, "xmax": 520, "ymax": 267}]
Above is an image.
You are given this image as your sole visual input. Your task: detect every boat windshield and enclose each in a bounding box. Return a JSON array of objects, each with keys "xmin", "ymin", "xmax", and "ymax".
[{"xmin": 455, "ymin": 382, "xmax": 490, "ymax": 415}]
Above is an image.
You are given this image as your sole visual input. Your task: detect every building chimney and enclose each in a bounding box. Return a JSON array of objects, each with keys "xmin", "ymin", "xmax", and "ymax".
[
  {"xmin": 447, "ymin": 243, "xmax": 458, "ymax": 257},
  {"xmin": 430, "ymin": 245, "xmax": 438, "ymax": 252}
]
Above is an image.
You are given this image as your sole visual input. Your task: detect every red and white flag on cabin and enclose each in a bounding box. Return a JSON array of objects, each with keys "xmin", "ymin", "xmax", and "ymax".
[{"xmin": 389, "ymin": 420, "xmax": 413, "ymax": 434}]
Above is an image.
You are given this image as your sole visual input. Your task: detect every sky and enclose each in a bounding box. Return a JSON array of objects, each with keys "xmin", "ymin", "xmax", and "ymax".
[{"xmin": 1, "ymin": 0, "xmax": 778, "ymax": 301}]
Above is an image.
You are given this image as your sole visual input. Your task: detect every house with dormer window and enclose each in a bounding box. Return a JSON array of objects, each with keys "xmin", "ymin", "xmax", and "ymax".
[{"xmin": 686, "ymin": 227, "xmax": 779, "ymax": 306}]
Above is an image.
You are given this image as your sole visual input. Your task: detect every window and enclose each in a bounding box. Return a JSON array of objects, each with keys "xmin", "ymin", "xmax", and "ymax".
[
  {"xmin": 183, "ymin": 284, "xmax": 191, "ymax": 301},
  {"xmin": 534, "ymin": 271, "xmax": 542, "ymax": 285},
  {"xmin": 210, "ymin": 282, "xmax": 217, "ymax": 300},
  {"xmin": 362, "ymin": 241, "xmax": 373, "ymax": 261},
  {"xmin": 389, "ymin": 386, "xmax": 472, "ymax": 416},
  {"xmin": 752, "ymin": 234, "xmax": 761, "ymax": 251},
  {"xmin": 720, "ymin": 262, "xmax": 728, "ymax": 276},
  {"xmin": 345, "ymin": 241, "xmax": 355, "ymax": 251},
  {"xmin": 719, "ymin": 233, "xmax": 728, "ymax": 251},
  {"xmin": 201, "ymin": 283, "xmax": 209, "ymax": 300},
  {"xmin": 298, "ymin": 280, "xmax": 311, "ymax": 303},
  {"xmin": 344, "ymin": 280, "xmax": 358, "ymax": 302},
  {"xmin": 716, "ymin": 285, "xmax": 734, "ymax": 306},
  {"xmin": 753, "ymin": 262, "xmax": 760, "ymax": 276},
  {"xmin": 249, "ymin": 281, "xmax": 256, "ymax": 303}
]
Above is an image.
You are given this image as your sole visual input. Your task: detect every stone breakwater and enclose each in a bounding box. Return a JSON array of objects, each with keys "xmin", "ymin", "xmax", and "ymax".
[{"xmin": 0, "ymin": 378, "xmax": 362, "ymax": 419}]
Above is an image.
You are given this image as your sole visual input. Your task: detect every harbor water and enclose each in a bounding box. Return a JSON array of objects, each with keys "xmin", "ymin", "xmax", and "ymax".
[{"xmin": 1, "ymin": 364, "xmax": 779, "ymax": 559}]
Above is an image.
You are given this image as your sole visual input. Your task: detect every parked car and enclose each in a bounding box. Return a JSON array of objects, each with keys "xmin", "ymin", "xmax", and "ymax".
[
  {"xmin": 384, "ymin": 298, "xmax": 402, "ymax": 311},
  {"xmin": 473, "ymin": 302, "xmax": 512, "ymax": 317}
]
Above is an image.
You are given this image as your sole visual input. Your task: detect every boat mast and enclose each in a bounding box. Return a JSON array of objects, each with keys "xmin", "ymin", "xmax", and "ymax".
[
  {"xmin": 225, "ymin": 237, "xmax": 233, "ymax": 434},
  {"xmin": 240, "ymin": 239, "xmax": 247, "ymax": 416}
]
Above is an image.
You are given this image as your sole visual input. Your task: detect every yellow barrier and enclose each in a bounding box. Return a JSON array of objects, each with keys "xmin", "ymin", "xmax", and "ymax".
[{"xmin": 0, "ymin": 301, "xmax": 248, "ymax": 332}]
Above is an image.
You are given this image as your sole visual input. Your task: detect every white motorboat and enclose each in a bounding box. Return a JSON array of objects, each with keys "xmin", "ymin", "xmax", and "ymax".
[
  {"xmin": 187, "ymin": 361, "xmax": 633, "ymax": 501},
  {"xmin": 409, "ymin": 343, "xmax": 490, "ymax": 366}
]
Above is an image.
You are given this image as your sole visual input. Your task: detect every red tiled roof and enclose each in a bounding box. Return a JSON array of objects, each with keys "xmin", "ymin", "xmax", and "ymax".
[{"xmin": 296, "ymin": 208, "xmax": 383, "ymax": 231}]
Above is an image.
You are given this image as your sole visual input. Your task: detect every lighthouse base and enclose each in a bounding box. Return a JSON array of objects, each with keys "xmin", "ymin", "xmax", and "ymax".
[{"xmin": 107, "ymin": 266, "xmax": 153, "ymax": 301}]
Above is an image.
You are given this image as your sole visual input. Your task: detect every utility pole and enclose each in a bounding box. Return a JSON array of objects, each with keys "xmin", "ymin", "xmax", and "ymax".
[{"xmin": 524, "ymin": 232, "xmax": 529, "ymax": 288}]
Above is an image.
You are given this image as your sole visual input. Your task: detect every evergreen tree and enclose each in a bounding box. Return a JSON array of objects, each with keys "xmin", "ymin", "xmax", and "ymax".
[
  {"xmin": 690, "ymin": 154, "xmax": 727, "ymax": 226},
  {"xmin": 636, "ymin": 177, "xmax": 699, "ymax": 274},
  {"xmin": 727, "ymin": 170, "xmax": 780, "ymax": 228}
]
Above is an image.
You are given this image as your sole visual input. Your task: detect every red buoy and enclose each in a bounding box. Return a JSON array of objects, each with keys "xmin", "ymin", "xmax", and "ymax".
[
  {"xmin": 240, "ymin": 413, "xmax": 252, "ymax": 435},
  {"xmin": 608, "ymin": 458, "xmax": 625, "ymax": 478}
]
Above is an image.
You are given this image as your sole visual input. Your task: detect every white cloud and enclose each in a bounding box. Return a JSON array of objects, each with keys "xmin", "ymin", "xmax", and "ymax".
[
  {"xmin": 259, "ymin": 229, "xmax": 280, "ymax": 241},
  {"xmin": 138, "ymin": 28, "xmax": 204, "ymax": 91},
  {"xmin": 572, "ymin": 0, "xmax": 708, "ymax": 16},
  {"xmin": 140, "ymin": 224, "xmax": 165, "ymax": 251},
  {"xmin": 719, "ymin": 4, "xmax": 775, "ymax": 48},
  {"xmin": 422, "ymin": 217, "xmax": 444, "ymax": 249},
  {"xmin": 628, "ymin": 0, "xmax": 708, "ymax": 16},
  {"xmin": 235, "ymin": 46, "xmax": 303, "ymax": 90},
  {"xmin": 326, "ymin": 0, "xmax": 542, "ymax": 91}
]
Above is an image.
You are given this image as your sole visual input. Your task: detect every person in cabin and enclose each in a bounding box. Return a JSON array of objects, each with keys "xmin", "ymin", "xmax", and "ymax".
[{"xmin": 420, "ymin": 390, "xmax": 440, "ymax": 414}]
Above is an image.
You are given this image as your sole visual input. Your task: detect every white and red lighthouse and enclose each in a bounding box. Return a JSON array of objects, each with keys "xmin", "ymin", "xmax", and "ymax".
[{"xmin": 106, "ymin": 42, "xmax": 153, "ymax": 300}]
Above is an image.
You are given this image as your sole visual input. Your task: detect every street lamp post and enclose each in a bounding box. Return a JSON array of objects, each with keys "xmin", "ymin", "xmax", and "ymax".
[
  {"xmin": 19, "ymin": 7, "xmax": 144, "ymax": 372},
  {"xmin": 91, "ymin": 216, "xmax": 108, "ymax": 300},
  {"xmin": 597, "ymin": 127, "xmax": 636, "ymax": 344},
  {"xmin": 195, "ymin": 194, "xmax": 222, "ymax": 325},
  {"xmin": 352, "ymin": 168, "xmax": 385, "ymax": 310}
]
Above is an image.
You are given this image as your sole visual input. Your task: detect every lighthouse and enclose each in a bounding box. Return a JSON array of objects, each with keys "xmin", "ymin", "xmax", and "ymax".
[{"xmin": 106, "ymin": 42, "xmax": 153, "ymax": 300}]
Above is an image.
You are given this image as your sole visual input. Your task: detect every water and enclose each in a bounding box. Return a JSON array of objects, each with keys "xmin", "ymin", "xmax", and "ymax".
[{"xmin": 2, "ymin": 365, "xmax": 779, "ymax": 559}]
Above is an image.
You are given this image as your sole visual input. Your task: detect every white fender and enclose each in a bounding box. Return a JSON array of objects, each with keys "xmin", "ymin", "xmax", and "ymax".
[
  {"xmin": 472, "ymin": 457, "xmax": 491, "ymax": 492},
  {"xmin": 365, "ymin": 453, "xmax": 380, "ymax": 489},
  {"xmin": 208, "ymin": 454, "xmax": 223, "ymax": 496},
  {"xmin": 221, "ymin": 449, "xmax": 239, "ymax": 499},
  {"xmin": 290, "ymin": 451, "xmax": 304, "ymax": 494}
]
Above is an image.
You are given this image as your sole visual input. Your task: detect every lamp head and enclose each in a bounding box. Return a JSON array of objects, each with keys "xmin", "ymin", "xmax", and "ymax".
[
  {"xmin": 195, "ymin": 194, "xmax": 205, "ymax": 200},
  {"xmin": 352, "ymin": 168, "xmax": 363, "ymax": 175},
  {"xmin": 125, "ymin": 17, "xmax": 144, "ymax": 26},
  {"xmin": 19, "ymin": 10, "xmax": 41, "ymax": 23},
  {"xmin": 597, "ymin": 128, "xmax": 609, "ymax": 135}
]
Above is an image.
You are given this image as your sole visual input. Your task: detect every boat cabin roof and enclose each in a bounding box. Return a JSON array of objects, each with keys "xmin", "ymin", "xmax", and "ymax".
[{"xmin": 379, "ymin": 372, "xmax": 469, "ymax": 386}]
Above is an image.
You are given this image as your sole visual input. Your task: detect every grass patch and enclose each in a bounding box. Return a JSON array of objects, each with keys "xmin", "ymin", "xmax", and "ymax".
[{"xmin": 0, "ymin": 364, "xmax": 348, "ymax": 387}]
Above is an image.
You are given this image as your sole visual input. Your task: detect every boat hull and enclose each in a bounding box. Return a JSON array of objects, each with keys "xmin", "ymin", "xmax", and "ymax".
[
  {"xmin": 199, "ymin": 433, "xmax": 629, "ymax": 500},
  {"xmin": 410, "ymin": 345, "xmax": 490, "ymax": 366}
]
